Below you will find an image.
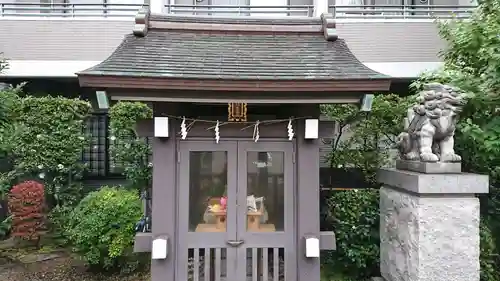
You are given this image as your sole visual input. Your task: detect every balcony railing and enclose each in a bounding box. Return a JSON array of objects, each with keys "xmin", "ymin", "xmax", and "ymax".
[
  {"xmin": 165, "ymin": 4, "xmax": 314, "ymax": 17},
  {"xmin": 0, "ymin": 2, "xmax": 144, "ymax": 18},
  {"xmin": 330, "ymin": 4, "xmax": 476, "ymax": 19},
  {"xmin": 165, "ymin": 4, "xmax": 475, "ymax": 19},
  {"xmin": 0, "ymin": 2, "xmax": 476, "ymax": 19}
]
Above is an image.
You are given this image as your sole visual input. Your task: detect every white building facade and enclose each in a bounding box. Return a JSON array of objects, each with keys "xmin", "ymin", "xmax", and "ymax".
[{"xmin": 0, "ymin": 0, "xmax": 476, "ymax": 79}]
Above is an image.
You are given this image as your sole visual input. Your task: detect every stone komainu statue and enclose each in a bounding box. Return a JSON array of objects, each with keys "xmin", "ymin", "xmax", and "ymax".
[{"xmin": 397, "ymin": 82, "xmax": 467, "ymax": 163}]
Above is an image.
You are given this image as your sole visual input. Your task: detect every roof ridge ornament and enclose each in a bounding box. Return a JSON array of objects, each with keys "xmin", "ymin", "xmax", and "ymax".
[
  {"xmin": 320, "ymin": 13, "xmax": 338, "ymax": 42},
  {"xmin": 133, "ymin": 7, "xmax": 150, "ymax": 37}
]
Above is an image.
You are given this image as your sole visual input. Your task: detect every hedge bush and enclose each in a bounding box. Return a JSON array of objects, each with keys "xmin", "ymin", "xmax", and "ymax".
[
  {"xmin": 0, "ymin": 85, "xmax": 21, "ymax": 199},
  {"xmin": 5, "ymin": 95, "xmax": 92, "ymax": 207},
  {"xmin": 65, "ymin": 186, "xmax": 144, "ymax": 272}
]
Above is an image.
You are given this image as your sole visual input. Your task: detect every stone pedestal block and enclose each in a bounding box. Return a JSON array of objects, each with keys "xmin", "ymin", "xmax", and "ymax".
[
  {"xmin": 395, "ymin": 160, "xmax": 461, "ymax": 174},
  {"xmin": 378, "ymin": 168, "xmax": 489, "ymax": 281}
]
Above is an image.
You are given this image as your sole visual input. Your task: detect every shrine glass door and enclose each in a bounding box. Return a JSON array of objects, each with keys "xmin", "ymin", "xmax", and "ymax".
[
  {"xmin": 235, "ymin": 141, "xmax": 296, "ymax": 281},
  {"xmin": 177, "ymin": 141, "xmax": 238, "ymax": 281},
  {"xmin": 177, "ymin": 140, "xmax": 295, "ymax": 281}
]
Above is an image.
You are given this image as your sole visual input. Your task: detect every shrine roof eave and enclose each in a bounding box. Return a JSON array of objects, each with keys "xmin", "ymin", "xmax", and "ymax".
[{"xmin": 78, "ymin": 74, "xmax": 391, "ymax": 93}]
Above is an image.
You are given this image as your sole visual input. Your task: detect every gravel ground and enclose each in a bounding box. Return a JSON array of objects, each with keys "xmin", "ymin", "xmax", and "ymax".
[{"xmin": 0, "ymin": 252, "xmax": 150, "ymax": 281}]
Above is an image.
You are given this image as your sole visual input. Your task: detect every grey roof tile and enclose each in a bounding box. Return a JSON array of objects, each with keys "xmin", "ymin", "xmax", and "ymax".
[{"xmin": 81, "ymin": 29, "xmax": 387, "ymax": 80}]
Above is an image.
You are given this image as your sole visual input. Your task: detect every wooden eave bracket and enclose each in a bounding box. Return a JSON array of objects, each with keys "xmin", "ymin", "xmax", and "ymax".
[
  {"xmin": 133, "ymin": 7, "xmax": 150, "ymax": 37},
  {"xmin": 321, "ymin": 13, "xmax": 338, "ymax": 42}
]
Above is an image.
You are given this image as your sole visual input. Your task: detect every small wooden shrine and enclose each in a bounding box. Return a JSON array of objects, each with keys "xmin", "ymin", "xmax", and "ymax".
[{"xmin": 77, "ymin": 8, "xmax": 391, "ymax": 281}]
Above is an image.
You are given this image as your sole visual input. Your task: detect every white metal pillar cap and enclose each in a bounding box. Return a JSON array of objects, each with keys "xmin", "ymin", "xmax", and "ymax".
[
  {"xmin": 313, "ymin": 0, "xmax": 329, "ymax": 17},
  {"xmin": 149, "ymin": 0, "xmax": 164, "ymax": 14}
]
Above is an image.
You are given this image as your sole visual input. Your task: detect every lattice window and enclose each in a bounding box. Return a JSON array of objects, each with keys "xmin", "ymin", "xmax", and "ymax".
[
  {"xmin": 82, "ymin": 111, "xmax": 152, "ymax": 178},
  {"xmin": 82, "ymin": 113, "xmax": 108, "ymax": 177}
]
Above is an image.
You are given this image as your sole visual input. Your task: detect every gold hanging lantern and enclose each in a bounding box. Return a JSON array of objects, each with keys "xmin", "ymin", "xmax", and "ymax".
[{"xmin": 228, "ymin": 103, "xmax": 247, "ymax": 122}]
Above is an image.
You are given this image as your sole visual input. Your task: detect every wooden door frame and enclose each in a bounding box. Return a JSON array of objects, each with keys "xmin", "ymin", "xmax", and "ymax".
[{"xmin": 176, "ymin": 139, "xmax": 297, "ymax": 281}]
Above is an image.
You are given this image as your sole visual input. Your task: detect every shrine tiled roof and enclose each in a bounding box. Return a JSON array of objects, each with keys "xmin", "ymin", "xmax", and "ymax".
[{"xmin": 77, "ymin": 9, "xmax": 390, "ymax": 92}]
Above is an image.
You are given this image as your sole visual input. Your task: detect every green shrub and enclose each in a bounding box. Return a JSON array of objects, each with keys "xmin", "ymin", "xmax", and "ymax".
[
  {"xmin": 480, "ymin": 221, "xmax": 500, "ymax": 281},
  {"xmin": 322, "ymin": 189, "xmax": 380, "ymax": 279},
  {"xmin": 109, "ymin": 102, "xmax": 152, "ymax": 190},
  {"xmin": 47, "ymin": 205, "xmax": 73, "ymax": 245},
  {"xmin": 65, "ymin": 186, "xmax": 144, "ymax": 272},
  {"xmin": 0, "ymin": 215, "xmax": 12, "ymax": 240},
  {"xmin": 321, "ymin": 265, "xmax": 360, "ymax": 281}
]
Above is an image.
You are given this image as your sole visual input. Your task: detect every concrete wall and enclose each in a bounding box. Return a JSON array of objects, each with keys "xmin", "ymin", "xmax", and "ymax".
[{"xmin": 0, "ymin": 20, "xmax": 133, "ymax": 61}]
